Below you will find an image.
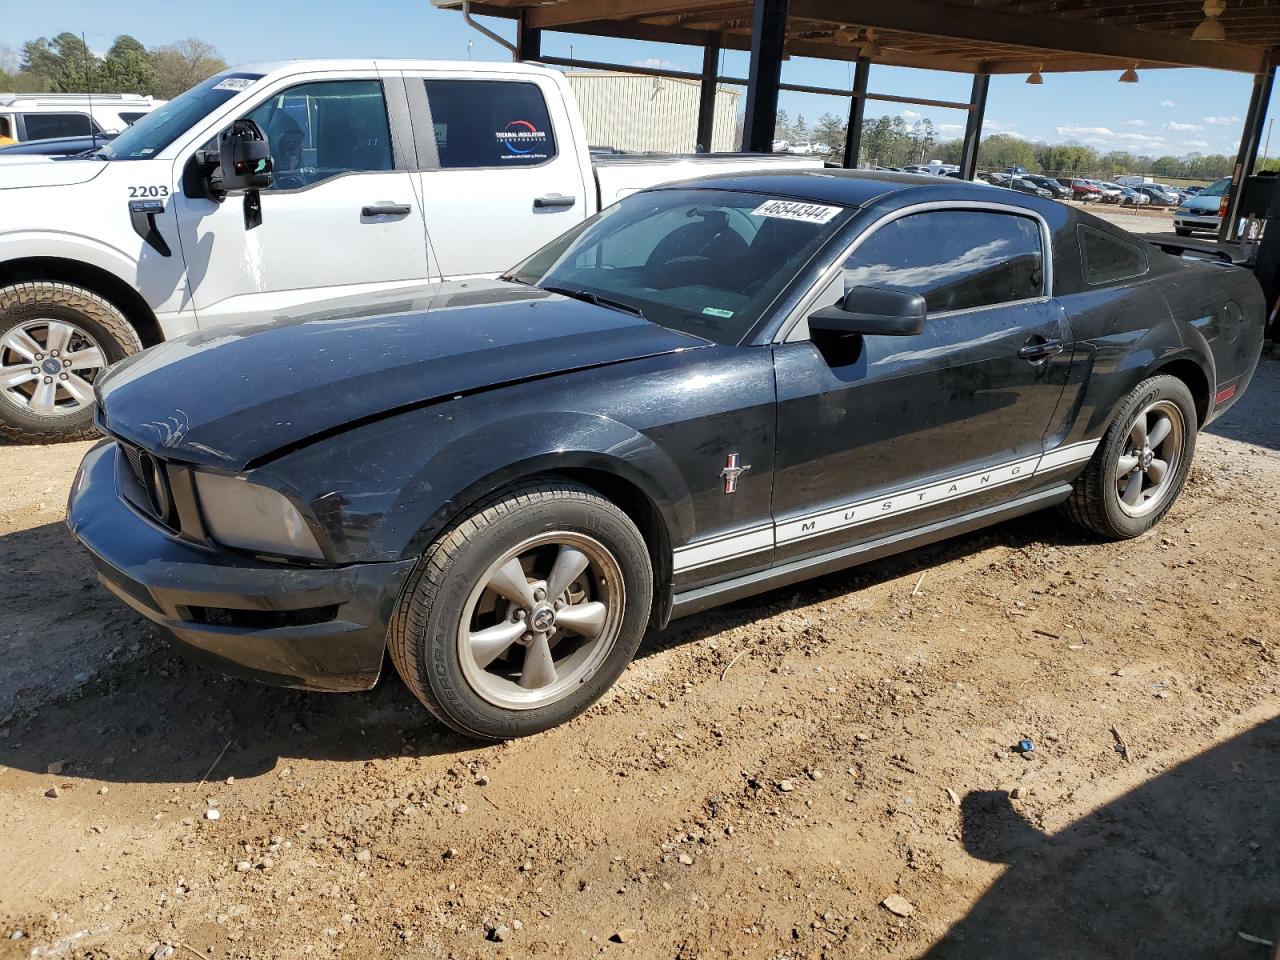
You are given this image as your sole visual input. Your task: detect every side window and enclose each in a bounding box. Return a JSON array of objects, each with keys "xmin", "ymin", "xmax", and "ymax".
[
  {"xmin": 1078, "ymin": 224, "xmax": 1149, "ymax": 285},
  {"xmin": 842, "ymin": 210, "xmax": 1045, "ymax": 313},
  {"xmin": 22, "ymin": 112, "xmax": 97, "ymax": 139},
  {"xmin": 244, "ymin": 80, "xmax": 393, "ymax": 190},
  {"xmin": 423, "ymin": 79, "xmax": 557, "ymax": 168},
  {"xmin": 118, "ymin": 111, "xmax": 148, "ymax": 126}
]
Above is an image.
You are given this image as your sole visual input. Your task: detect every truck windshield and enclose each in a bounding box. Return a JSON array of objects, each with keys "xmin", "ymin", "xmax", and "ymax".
[
  {"xmin": 98, "ymin": 72, "xmax": 263, "ymax": 160},
  {"xmin": 509, "ymin": 188, "xmax": 851, "ymax": 345}
]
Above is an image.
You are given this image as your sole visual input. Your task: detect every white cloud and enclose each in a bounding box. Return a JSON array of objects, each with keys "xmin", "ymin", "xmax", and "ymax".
[
  {"xmin": 936, "ymin": 122, "xmax": 965, "ymax": 135},
  {"xmin": 1054, "ymin": 124, "xmax": 1167, "ymax": 150},
  {"xmin": 629, "ymin": 57, "xmax": 684, "ymax": 71},
  {"xmin": 1167, "ymin": 121, "xmax": 1203, "ymax": 132},
  {"xmin": 1121, "ymin": 119, "xmax": 1148, "ymax": 127},
  {"xmin": 1182, "ymin": 139, "xmax": 1210, "ymax": 149},
  {"xmin": 901, "ymin": 109, "xmax": 922, "ymax": 120},
  {"xmin": 1204, "ymin": 115, "xmax": 1241, "ymax": 125},
  {"xmin": 1160, "ymin": 100, "xmax": 1176, "ymax": 108}
]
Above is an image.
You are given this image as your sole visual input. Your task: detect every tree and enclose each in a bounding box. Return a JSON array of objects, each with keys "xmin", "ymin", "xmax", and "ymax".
[
  {"xmin": 814, "ymin": 112, "xmax": 847, "ymax": 157},
  {"xmin": 21, "ymin": 32, "xmax": 101, "ymax": 92},
  {"xmin": 979, "ymin": 133, "xmax": 1039, "ymax": 172},
  {"xmin": 101, "ymin": 35, "xmax": 153, "ymax": 94},
  {"xmin": 150, "ymin": 38, "xmax": 227, "ymax": 99}
]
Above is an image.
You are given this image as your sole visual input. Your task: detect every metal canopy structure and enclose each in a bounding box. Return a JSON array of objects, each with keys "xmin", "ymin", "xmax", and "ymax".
[{"xmin": 438, "ymin": 0, "xmax": 1280, "ymax": 239}]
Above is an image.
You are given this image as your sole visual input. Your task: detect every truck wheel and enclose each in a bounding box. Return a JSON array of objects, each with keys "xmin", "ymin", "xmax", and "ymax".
[
  {"xmin": 0, "ymin": 282, "xmax": 142, "ymax": 443},
  {"xmin": 388, "ymin": 480, "xmax": 653, "ymax": 740},
  {"xmin": 1061, "ymin": 375, "xmax": 1197, "ymax": 540}
]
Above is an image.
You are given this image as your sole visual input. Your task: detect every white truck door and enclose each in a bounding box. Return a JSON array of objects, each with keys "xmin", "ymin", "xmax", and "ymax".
[
  {"xmin": 402, "ymin": 71, "xmax": 591, "ymax": 278},
  {"xmin": 171, "ymin": 73, "xmax": 431, "ymax": 325}
]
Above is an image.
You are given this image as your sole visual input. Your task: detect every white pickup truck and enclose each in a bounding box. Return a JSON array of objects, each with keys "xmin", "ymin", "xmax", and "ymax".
[{"xmin": 0, "ymin": 59, "xmax": 821, "ymax": 442}]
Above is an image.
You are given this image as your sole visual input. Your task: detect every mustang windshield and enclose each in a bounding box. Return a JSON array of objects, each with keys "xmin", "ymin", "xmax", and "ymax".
[
  {"xmin": 511, "ymin": 188, "xmax": 852, "ymax": 344},
  {"xmin": 98, "ymin": 72, "xmax": 263, "ymax": 160}
]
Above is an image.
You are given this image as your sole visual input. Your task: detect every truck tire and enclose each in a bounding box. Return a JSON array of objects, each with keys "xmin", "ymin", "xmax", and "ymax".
[
  {"xmin": 0, "ymin": 282, "xmax": 142, "ymax": 443},
  {"xmin": 389, "ymin": 480, "xmax": 653, "ymax": 740},
  {"xmin": 1061, "ymin": 374, "xmax": 1197, "ymax": 540}
]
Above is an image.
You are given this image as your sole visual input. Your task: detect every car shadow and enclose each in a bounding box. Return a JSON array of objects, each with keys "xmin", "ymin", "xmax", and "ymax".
[
  {"xmin": 924, "ymin": 716, "xmax": 1280, "ymax": 960},
  {"xmin": 1204, "ymin": 353, "xmax": 1279, "ymax": 453},
  {"xmin": 0, "ymin": 508, "xmax": 1093, "ymax": 785}
]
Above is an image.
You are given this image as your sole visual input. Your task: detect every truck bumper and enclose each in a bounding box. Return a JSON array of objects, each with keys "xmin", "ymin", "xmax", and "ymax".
[{"xmin": 66, "ymin": 441, "xmax": 416, "ymax": 692}]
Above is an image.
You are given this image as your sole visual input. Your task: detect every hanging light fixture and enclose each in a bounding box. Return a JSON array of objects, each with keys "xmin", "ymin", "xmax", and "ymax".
[
  {"xmin": 1120, "ymin": 64, "xmax": 1139, "ymax": 82},
  {"xmin": 1192, "ymin": 0, "xmax": 1227, "ymax": 40},
  {"xmin": 861, "ymin": 29, "xmax": 883, "ymax": 58},
  {"xmin": 1026, "ymin": 63, "xmax": 1044, "ymax": 84}
]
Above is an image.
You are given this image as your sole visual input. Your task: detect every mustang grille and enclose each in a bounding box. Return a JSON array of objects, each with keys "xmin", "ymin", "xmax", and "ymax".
[{"xmin": 118, "ymin": 441, "xmax": 175, "ymax": 529}]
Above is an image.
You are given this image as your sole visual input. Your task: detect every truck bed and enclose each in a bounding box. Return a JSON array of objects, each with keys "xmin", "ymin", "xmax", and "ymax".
[{"xmin": 593, "ymin": 152, "xmax": 826, "ymax": 206}]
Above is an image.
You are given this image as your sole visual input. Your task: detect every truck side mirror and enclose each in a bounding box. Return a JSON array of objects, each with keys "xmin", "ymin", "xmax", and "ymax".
[{"xmin": 218, "ymin": 119, "xmax": 274, "ymax": 192}]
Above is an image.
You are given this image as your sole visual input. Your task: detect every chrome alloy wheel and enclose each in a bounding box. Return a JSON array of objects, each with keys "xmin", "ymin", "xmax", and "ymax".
[
  {"xmin": 457, "ymin": 532, "xmax": 625, "ymax": 711},
  {"xmin": 1115, "ymin": 398, "xmax": 1185, "ymax": 518},
  {"xmin": 0, "ymin": 319, "xmax": 106, "ymax": 415}
]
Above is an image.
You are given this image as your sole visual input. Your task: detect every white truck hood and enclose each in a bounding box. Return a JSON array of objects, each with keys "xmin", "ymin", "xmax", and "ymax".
[{"xmin": 0, "ymin": 158, "xmax": 107, "ymax": 190}]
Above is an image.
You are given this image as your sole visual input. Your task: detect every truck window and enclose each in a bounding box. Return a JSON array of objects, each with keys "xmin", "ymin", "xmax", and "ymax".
[
  {"xmin": 22, "ymin": 112, "xmax": 98, "ymax": 140},
  {"xmin": 118, "ymin": 111, "xmax": 148, "ymax": 126},
  {"xmin": 244, "ymin": 80, "xmax": 393, "ymax": 190},
  {"xmin": 422, "ymin": 79, "xmax": 557, "ymax": 168}
]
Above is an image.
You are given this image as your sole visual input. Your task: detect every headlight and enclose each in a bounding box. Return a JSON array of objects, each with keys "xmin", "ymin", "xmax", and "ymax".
[{"xmin": 193, "ymin": 472, "xmax": 324, "ymax": 560}]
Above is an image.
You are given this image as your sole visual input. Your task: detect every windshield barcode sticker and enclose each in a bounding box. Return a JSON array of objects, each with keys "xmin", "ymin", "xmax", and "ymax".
[
  {"xmin": 751, "ymin": 200, "xmax": 843, "ymax": 223},
  {"xmin": 212, "ymin": 77, "xmax": 256, "ymax": 92}
]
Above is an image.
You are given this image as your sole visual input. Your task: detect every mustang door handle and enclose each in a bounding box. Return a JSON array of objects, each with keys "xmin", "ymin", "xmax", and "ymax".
[
  {"xmin": 534, "ymin": 194, "xmax": 577, "ymax": 209},
  {"xmin": 1018, "ymin": 337, "xmax": 1065, "ymax": 361},
  {"xmin": 361, "ymin": 203, "xmax": 413, "ymax": 218}
]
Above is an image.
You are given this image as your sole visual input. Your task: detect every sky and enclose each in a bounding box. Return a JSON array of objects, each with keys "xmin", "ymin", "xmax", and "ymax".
[{"xmin": 3, "ymin": 0, "xmax": 1273, "ymax": 160}]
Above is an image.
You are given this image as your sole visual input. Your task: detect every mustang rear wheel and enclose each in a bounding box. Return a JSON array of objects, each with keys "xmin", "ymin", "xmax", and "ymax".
[
  {"xmin": 1062, "ymin": 374, "xmax": 1197, "ymax": 540},
  {"xmin": 0, "ymin": 282, "xmax": 142, "ymax": 443},
  {"xmin": 388, "ymin": 480, "xmax": 653, "ymax": 740}
]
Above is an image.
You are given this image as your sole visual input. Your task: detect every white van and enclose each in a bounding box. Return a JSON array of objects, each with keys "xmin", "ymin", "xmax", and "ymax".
[{"xmin": 0, "ymin": 93, "xmax": 160, "ymax": 142}]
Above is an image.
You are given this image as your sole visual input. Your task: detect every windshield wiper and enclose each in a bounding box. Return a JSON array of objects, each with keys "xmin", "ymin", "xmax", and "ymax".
[{"xmin": 541, "ymin": 283, "xmax": 645, "ymax": 318}]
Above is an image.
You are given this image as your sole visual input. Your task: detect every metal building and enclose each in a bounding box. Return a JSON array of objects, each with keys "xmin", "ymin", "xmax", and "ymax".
[{"xmin": 564, "ymin": 71, "xmax": 740, "ymax": 153}]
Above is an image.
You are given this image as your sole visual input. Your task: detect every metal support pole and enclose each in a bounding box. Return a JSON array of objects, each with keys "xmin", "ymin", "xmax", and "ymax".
[
  {"xmin": 959, "ymin": 72, "xmax": 989, "ymax": 180},
  {"xmin": 1220, "ymin": 65, "xmax": 1275, "ymax": 243},
  {"xmin": 515, "ymin": 10, "xmax": 541, "ymax": 61},
  {"xmin": 696, "ymin": 39, "xmax": 721, "ymax": 152},
  {"xmin": 741, "ymin": 0, "xmax": 788, "ymax": 153},
  {"xmin": 843, "ymin": 59, "xmax": 870, "ymax": 169}
]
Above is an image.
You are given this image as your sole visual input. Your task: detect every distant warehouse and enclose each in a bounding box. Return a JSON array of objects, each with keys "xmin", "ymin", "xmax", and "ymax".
[{"xmin": 564, "ymin": 71, "xmax": 740, "ymax": 154}]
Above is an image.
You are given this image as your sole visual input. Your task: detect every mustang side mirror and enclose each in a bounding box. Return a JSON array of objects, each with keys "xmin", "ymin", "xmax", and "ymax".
[
  {"xmin": 808, "ymin": 286, "xmax": 927, "ymax": 338},
  {"xmin": 217, "ymin": 119, "xmax": 273, "ymax": 230}
]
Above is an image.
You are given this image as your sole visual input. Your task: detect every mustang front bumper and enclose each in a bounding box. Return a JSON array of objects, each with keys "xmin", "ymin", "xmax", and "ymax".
[{"xmin": 66, "ymin": 441, "xmax": 416, "ymax": 692}]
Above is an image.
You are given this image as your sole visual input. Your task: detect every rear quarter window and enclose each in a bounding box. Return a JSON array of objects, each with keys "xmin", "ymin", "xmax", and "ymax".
[
  {"xmin": 424, "ymin": 79, "xmax": 557, "ymax": 169},
  {"xmin": 1078, "ymin": 224, "xmax": 1149, "ymax": 285}
]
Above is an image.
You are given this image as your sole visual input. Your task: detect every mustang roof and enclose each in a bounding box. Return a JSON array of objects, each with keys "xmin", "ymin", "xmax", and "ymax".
[{"xmin": 651, "ymin": 169, "xmax": 1007, "ymax": 209}]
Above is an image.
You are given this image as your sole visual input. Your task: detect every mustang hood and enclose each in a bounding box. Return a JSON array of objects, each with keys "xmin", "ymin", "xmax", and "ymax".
[
  {"xmin": 0, "ymin": 157, "xmax": 106, "ymax": 189},
  {"xmin": 96, "ymin": 280, "xmax": 709, "ymax": 468}
]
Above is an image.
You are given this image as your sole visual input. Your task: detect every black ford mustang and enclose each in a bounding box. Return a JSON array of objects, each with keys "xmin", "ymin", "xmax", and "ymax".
[{"xmin": 68, "ymin": 171, "xmax": 1266, "ymax": 740}]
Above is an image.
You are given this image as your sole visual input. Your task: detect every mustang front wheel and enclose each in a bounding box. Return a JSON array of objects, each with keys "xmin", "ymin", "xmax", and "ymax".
[
  {"xmin": 1062, "ymin": 374, "xmax": 1197, "ymax": 539},
  {"xmin": 389, "ymin": 480, "xmax": 653, "ymax": 739}
]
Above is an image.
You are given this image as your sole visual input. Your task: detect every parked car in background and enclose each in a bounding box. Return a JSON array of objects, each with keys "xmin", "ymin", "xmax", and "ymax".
[
  {"xmin": 0, "ymin": 132, "xmax": 118, "ymax": 158},
  {"xmin": 0, "ymin": 92, "xmax": 159, "ymax": 142},
  {"xmin": 1059, "ymin": 178, "xmax": 1102, "ymax": 202},
  {"xmin": 1005, "ymin": 176, "xmax": 1053, "ymax": 199},
  {"xmin": 1137, "ymin": 184, "xmax": 1181, "ymax": 206},
  {"xmin": 786, "ymin": 140, "xmax": 832, "ymax": 156},
  {"xmin": 903, "ymin": 162, "xmax": 959, "ymax": 177},
  {"xmin": 1183, "ymin": 185, "xmax": 1203, "ymax": 196},
  {"xmin": 67, "ymin": 171, "xmax": 1267, "ymax": 740},
  {"xmin": 1173, "ymin": 176, "xmax": 1231, "ymax": 236},
  {"xmin": 772, "ymin": 139, "xmax": 790, "ymax": 153},
  {"xmin": 1107, "ymin": 183, "xmax": 1150, "ymax": 206},
  {"xmin": 0, "ymin": 59, "xmax": 823, "ymax": 443},
  {"xmin": 1091, "ymin": 180, "xmax": 1124, "ymax": 204},
  {"xmin": 1024, "ymin": 175, "xmax": 1071, "ymax": 199}
]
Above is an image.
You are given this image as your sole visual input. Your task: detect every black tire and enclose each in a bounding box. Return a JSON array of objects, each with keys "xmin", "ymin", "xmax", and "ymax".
[
  {"xmin": 1061, "ymin": 374, "xmax": 1198, "ymax": 540},
  {"xmin": 1174, "ymin": 227, "xmax": 1193, "ymax": 237},
  {"xmin": 0, "ymin": 282, "xmax": 142, "ymax": 443},
  {"xmin": 388, "ymin": 480, "xmax": 653, "ymax": 740}
]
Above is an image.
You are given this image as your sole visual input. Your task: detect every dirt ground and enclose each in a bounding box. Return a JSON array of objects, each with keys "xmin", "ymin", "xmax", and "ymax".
[{"xmin": 1, "ymin": 356, "xmax": 1278, "ymax": 960}]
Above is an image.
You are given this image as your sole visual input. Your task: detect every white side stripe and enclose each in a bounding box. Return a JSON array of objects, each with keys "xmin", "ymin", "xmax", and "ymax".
[{"xmin": 672, "ymin": 440, "xmax": 1100, "ymax": 571}]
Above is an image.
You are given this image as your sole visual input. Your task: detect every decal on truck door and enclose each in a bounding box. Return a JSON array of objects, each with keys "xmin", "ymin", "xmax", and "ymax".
[{"xmin": 496, "ymin": 119, "xmax": 549, "ymax": 161}]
